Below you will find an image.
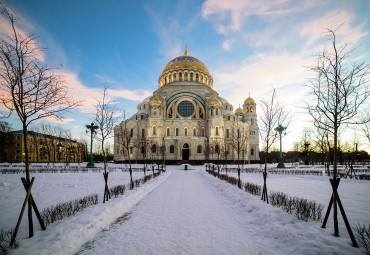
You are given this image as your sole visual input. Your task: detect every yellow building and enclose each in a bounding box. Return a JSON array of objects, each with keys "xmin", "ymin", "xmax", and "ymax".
[
  {"xmin": 114, "ymin": 48, "xmax": 260, "ymax": 164},
  {"xmin": 1, "ymin": 130, "xmax": 85, "ymax": 163}
]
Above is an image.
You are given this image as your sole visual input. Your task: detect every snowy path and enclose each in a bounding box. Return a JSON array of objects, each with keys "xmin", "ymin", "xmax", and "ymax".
[{"xmin": 76, "ymin": 168, "xmax": 360, "ymax": 255}]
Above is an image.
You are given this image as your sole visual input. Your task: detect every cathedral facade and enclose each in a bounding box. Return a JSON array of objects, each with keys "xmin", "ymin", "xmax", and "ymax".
[{"xmin": 114, "ymin": 48, "xmax": 259, "ymax": 164}]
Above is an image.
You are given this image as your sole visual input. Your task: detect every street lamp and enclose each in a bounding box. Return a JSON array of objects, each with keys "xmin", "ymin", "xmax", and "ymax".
[
  {"xmin": 86, "ymin": 122, "xmax": 98, "ymax": 168},
  {"xmin": 275, "ymin": 124, "xmax": 286, "ymax": 168}
]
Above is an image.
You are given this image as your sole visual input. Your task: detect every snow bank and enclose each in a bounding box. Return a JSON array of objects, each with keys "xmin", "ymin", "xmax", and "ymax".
[{"xmin": 8, "ymin": 171, "xmax": 170, "ymax": 255}]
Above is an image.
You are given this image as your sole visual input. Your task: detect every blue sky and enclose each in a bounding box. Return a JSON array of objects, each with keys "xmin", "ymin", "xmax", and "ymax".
[{"xmin": 1, "ymin": 0, "xmax": 370, "ymax": 152}]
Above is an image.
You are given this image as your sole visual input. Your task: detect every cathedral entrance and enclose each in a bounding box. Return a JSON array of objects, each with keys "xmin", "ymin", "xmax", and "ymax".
[{"xmin": 182, "ymin": 144, "xmax": 189, "ymax": 160}]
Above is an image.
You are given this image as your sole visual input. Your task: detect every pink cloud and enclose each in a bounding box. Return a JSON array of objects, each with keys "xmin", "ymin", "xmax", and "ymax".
[{"xmin": 59, "ymin": 70, "xmax": 152, "ymax": 112}]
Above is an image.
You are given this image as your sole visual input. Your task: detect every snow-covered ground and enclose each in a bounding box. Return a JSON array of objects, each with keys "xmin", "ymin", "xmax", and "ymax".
[
  {"xmin": 0, "ymin": 164, "xmax": 367, "ymax": 254},
  {"xmin": 227, "ymin": 171, "xmax": 370, "ymax": 243},
  {"xmin": 0, "ymin": 163, "xmax": 151, "ymax": 239}
]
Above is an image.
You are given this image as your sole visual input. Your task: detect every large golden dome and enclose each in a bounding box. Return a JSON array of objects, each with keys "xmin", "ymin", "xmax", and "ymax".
[
  {"xmin": 158, "ymin": 46, "xmax": 213, "ymax": 88},
  {"xmin": 161, "ymin": 53, "xmax": 210, "ymax": 76}
]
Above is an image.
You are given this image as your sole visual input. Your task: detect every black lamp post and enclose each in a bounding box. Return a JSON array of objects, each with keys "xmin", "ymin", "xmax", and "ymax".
[
  {"xmin": 86, "ymin": 122, "xmax": 98, "ymax": 168},
  {"xmin": 275, "ymin": 124, "xmax": 286, "ymax": 168},
  {"xmin": 304, "ymin": 142, "xmax": 310, "ymax": 165}
]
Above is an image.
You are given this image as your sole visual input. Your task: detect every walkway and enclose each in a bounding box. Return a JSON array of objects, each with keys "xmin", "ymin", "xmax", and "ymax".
[
  {"xmin": 76, "ymin": 168, "xmax": 258, "ymax": 254},
  {"xmin": 76, "ymin": 168, "xmax": 360, "ymax": 255}
]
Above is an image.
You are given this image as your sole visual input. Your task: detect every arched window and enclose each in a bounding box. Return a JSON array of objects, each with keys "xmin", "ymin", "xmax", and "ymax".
[
  {"xmin": 141, "ymin": 115, "xmax": 144, "ymax": 120},
  {"xmin": 176, "ymin": 128, "xmax": 179, "ymax": 136},
  {"xmin": 184, "ymin": 128, "xmax": 188, "ymax": 136},
  {"xmin": 152, "ymin": 126, "xmax": 156, "ymax": 135},
  {"xmin": 200, "ymin": 75, "xmax": 203, "ymax": 83},
  {"xmin": 226, "ymin": 129, "xmax": 229, "ymax": 138},
  {"xmin": 130, "ymin": 128, "xmax": 133, "ymax": 137},
  {"xmin": 215, "ymin": 145, "xmax": 219, "ymax": 154},
  {"xmin": 196, "ymin": 73, "xmax": 199, "ymax": 82},
  {"xmin": 185, "ymin": 72, "xmax": 188, "ymax": 81},
  {"xmin": 216, "ymin": 127, "xmax": 219, "ymax": 136},
  {"xmin": 136, "ymin": 115, "xmax": 138, "ymax": 120},
  {"xmin": 151, "ymin": 144, "xmax": 156, "ymax": 153},
  {"xmin": 251, "ymin": 148, "xmax": 254, "ymax": 156},
  {"xmin": 190, "ymin": 73, "xmax": 193, "ymax": 81},
  {"xmin": 169, "ymin": 74, "xmax": 172, "ymax": 82},
  {"xmin": 216, "ymin": 109, "xmax": 218, "ymax": 115},
  {"xmin": 173, "ymin": 73, "xmax": 177, "ymax": 81},
  {"xmin": 170, "ymin": 145, "xmax": 174, "ymax": 153},
  {"xmin": 166, "ymin": 128, "xmax": 170, "ymax": 136},
  {"xmin": 227, "ymin": 116, "xmax": 230, "ymax": 120},
  {"xmin": 193, "ymin": 128, "xmax": 196, "ymax": 136},
  {"xmin": 197, "ymin": 145, "xmax": 202, "ymax": 153},
  {"xmin": 142, "ymin": 129, "xmax": 145, "ymax": 137},
  {"xmin": 201, "ymin": 127, "xmax": 205, "ymax": 136},
  {"xmin": 179, "ymin": 72, "xmax": 182, "ymax": 81}
]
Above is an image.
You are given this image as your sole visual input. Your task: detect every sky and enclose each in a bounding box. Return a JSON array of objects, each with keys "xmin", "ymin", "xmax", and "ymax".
[{"xmin": 1, "ymin": 0, "xmax": 369, "ymax": 152}]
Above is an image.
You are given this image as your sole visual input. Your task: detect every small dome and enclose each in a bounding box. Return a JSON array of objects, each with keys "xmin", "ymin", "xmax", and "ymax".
[
  {"xmin": 244, "ymin": 93, "xmax": 255, "ymax": 104},
  {"xmin": 235, "ymin": 105, "xmax": 243, "ymax": 115},
  {"xmin": 208, "ymin": 94, "xmax": 222, "ymax": 107},
  {"xmin": 149, "ymin": 93, "xmax": 162, "ymax": 106}
]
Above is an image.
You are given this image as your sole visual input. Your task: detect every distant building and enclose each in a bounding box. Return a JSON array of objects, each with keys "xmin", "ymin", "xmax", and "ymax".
[
  {"xmin": 114, "ymin": 48, "xmax": 259, "ymax": 164},
  {"xmin": 0, "ymin": 130, "xmax": 85, "ymax": 163}
]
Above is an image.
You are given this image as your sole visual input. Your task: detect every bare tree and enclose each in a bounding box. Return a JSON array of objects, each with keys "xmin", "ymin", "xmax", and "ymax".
[
  {"xmin": 0, "ymin": 3, "xmax": 78, "ymax": 240},
  {"xmin": 136, "ymin": 126, "xmax": 148, "ymax": 176},
  {"xmin": 259, "ymin": 88, "xmax": 290, "ymax": 203},
  {"xmin": 116, "ymin": 110, "xmax": 134, "ymax": 189},
  {"xmin": 222, "ymin": 135, "xmax": 232, "ymax": 174},
  {"xmin": 306, "ymin": 27, "xmax": 369, "ymax": 244},
  {"xmin": 361, "ymin": 111, "xmax": 370, "ymax": 146},
  {"xmin": 93, "ymin": 87, "xmax": 117, "ymax": 203},
  {"xmin": 230, "ymin": 119, "xmax": 249, "ymax": 188}
]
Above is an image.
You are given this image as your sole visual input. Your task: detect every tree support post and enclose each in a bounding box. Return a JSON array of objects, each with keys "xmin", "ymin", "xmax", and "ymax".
[
  {"xmin": 321, "ymin": 178, "xmax": 358, "ymax": 247},
  {"xmin": 103, "ymin": 172, "xmax": 111, "ymax": 203},
  {"xmin": 261, "ymin": 172, "xmax": 269, "ymax": 204},
  {"xmin": 10, "ymin": 177, "xmax": 46, "ymax": 247}
]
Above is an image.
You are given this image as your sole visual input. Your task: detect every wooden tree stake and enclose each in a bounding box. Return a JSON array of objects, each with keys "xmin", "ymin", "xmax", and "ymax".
[{"xmin": 321, "ymin": 178, "xmax": 358, "ymax": 247}]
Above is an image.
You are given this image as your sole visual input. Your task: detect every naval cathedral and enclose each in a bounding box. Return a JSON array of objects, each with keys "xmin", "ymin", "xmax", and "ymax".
[{"xmin": 114, "ymin": 48, "xmax": 259, "ymax": 164}]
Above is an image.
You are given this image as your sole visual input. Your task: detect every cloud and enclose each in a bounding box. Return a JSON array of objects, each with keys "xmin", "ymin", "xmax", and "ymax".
[
  {"xmin": 202, "ymin": 0, "xmax": 308, "ymax": 35},
  {"xmin": 299, "ymin": 10, "xmax": 369, "ymax": 47},
  {"xmin": 44, "ymin": 117, "xmax": 75, "ymax": 124},
  {"xmin": 0, "ymin": 5, "xmax": 45, "ymax": 62},
  {"xmin": 214, "ymin": 52, "xmax": 311, "ymax": 107},
  {"xmin": 60, "ymin": 70, "xmax": 152, "ymax": 112},
  {"xmin": 94, "ymin": 74, "xmax": 120, "ymax": 85}
]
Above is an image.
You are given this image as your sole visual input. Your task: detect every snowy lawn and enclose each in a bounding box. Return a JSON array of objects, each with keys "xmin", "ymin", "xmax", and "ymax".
[
  {"xmin": 227, "ymin": 171, "xmax": 370, "ymax": 243},
  {"xmin": 0, "ymin": 164, "xmax": 367, "ymax": 254},
  {"xmin": 0, "ymin": 163, "xmax": 152, "ymax": 239}
]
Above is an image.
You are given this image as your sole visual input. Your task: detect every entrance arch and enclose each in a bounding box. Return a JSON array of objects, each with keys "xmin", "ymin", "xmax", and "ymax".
[{"xmin": 182, "ymin": 143, "xmax": 189, "ymax": 160}]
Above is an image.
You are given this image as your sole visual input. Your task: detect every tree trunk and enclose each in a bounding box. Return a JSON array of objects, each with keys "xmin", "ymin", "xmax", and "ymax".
[
  {"xmin": 22, "ymin": 123, "xmax": 34, "ymax": 238},
  {"xmin": 333, "ymin": 122, "xmax": 339, "ymax": 236}
]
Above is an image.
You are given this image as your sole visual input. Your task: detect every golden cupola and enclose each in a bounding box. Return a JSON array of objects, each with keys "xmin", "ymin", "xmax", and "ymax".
[
  {"xmin": 149, "ymin": 92, "xmax": 162, "ymax": 106},
  {"xmin": 158, "ymin": 45, "xmax": 213, "ymax": 88},
  {"xmin": 208, "ymin": 93, "xmax": 222, "ymax": 107},
  {"xmin": 235, "ymin": 105, "xmax": 243, "ymax": 115},
  {"xmin": 244, "ymin": 93, "xmax": 255, "ymax": 104}
]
